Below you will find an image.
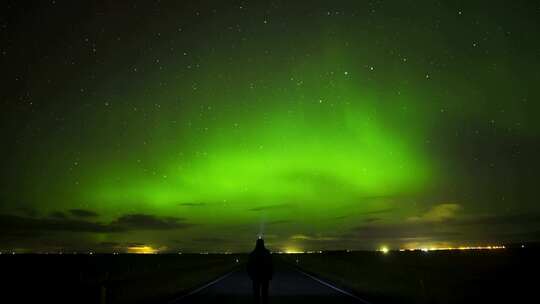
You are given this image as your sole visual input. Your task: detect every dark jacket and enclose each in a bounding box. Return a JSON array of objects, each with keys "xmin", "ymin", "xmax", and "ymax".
[{"xmin": 247, "ymin": 239, "xmax": 273, "ymax": 281}]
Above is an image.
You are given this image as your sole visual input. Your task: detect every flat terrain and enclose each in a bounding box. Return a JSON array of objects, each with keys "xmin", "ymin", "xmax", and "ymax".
[
  {"xmin": 1, "ymin": 254, "xmax": 241, "ymax": 304},
  {"xmin": 285, "ymin": 248, "xmax": 540, "ymax": 304},
  {"xmin": 174, "ymin": 261, "xmax": 365, "ymax": 304},
  {"xmin": 2, "ymin": 249, "xmax": 539, "ymax": 304}
]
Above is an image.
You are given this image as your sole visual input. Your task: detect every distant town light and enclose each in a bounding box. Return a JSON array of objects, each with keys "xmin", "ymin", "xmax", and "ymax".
[
  {"xmin": 379, "ymin": 246, "xmax": 389, "ymax": 254},
  {"xmin": 399, "ymin": 245, "xmax": 506, "ymax": 252},
  {"xmin": 284, "ymin": 248, "xmax": 303, "ymax": 254},
  {"xmin": 127, "ymin": 245, "xmax": 158, "ymax": 254}
]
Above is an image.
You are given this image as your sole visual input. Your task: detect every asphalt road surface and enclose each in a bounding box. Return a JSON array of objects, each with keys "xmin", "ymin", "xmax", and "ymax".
[{"xmin": 171, "ymin": 262, "xmax": 370, "ymax": 304}]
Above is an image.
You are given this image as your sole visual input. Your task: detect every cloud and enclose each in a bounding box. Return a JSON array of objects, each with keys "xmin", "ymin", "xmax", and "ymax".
[
  {"xmin": 192, "ymin": 237, "xmax": 226, "ymax": 242},
  {"xmin": 248, "ymin": 203, "xmax": 292, "ymax": 212},
  {"xmin": 349, "ymin": 211, "xmax": 540, "ymax": 244},
  {"xmin": 350, "ymin": 204, "xmax": 465, "ymax": 241},
  {"xmin": 49, "ymin": 211, "xmax": 67, "ymax": 219},
  {"xmin": 0, "ymin": 214, "xmax": 117, "ymax": 234},
  {"xmin": 16, "ymin": 206, "xmax": 39, "ymax": 217},
  {"xmin": 111, "ymin": 214, "xmax": 193, "ymax": 230},
  {"xmin": 290, "ymin": 234, "xmax": 339, "ymax": 241},
  {"xmin": 69, "ymin": 209, "xmax": 98, "ymax": 218},
  {"xmin": 99, "ymin": 241, "xmax": 121, "ymax": 247},
  {"xmin": 351, "ymin": 223, "xmax": 462, "ymax": 240},
  {"xmin": 0, "ymin": 213, "xmax": 193, "ymax": 237},
  {"xmin": 408, "ymin": 203, "xmax": 462, "ymax": 222},
  {"xmin": 458, "ymin": 213, "xmax": 540, "ymax": 226}
]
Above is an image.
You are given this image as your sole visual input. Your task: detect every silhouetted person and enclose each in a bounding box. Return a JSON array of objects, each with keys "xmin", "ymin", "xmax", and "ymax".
[{"xmin": 247, "ymin": 238, "xmax": 273, "ymax": 304}]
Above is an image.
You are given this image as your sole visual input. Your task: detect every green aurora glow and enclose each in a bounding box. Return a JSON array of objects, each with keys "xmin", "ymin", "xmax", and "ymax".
[{"xmin": 1, "ymin": 1, "xmax": 539, "ymax": 252}]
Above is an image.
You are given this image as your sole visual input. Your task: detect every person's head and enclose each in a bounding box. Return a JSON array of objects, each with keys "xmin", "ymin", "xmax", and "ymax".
[{"xmin": 255, "ymin": 238, "xmax": 265, "ymax": 250}]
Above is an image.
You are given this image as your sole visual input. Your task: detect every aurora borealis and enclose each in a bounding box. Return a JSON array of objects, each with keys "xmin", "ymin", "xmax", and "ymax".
[{"xmin": 1, "ymin": 1, "xmax": 539, "ymax": 252}]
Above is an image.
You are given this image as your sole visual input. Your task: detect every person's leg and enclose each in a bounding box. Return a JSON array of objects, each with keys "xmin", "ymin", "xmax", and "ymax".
[
  {"xmin": 252, "ymin": 280, "xmax": 261, "ymax": 303},
  {"xmin": 261, "ymin": 280, "xmax": 269, "ymax": 304}
]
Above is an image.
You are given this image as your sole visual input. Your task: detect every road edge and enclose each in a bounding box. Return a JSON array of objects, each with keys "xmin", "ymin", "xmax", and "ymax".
[
  {"xmin": 293, "ymin": 267, "xmax": 373, "ymax": 304},
  {"xmin": 166, "ymin": 268, "xmax": 240, "ymax": 304}
]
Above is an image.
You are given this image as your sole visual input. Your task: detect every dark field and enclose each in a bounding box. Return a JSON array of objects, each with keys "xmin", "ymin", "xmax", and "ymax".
[
  {"xmin": 285, "ymin": 248, "xmax": 540, "ymax": 304},
  {"xmin": 1, "ymin": 254, "xmax": 242, "ymax": 304},
  {"xmin": 2, "ymin": 249, "xmax": 539, "ymax": 304}
]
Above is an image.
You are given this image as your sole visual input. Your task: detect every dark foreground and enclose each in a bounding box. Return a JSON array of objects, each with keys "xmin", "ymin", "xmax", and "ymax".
[
  {"xmin": 285, "ymin": 247, "xmax": 540, "ymax": 304},
  {"xmin": 174, "ymin": 261, "xmax": 364, "ymax": 304},
  {"xmin": 1, "ymin": 253, "xmax": 241, "ymax": 304},
  {"xmin": 1, "ymin": 248, "xmax": 539, "ymax": 304}
]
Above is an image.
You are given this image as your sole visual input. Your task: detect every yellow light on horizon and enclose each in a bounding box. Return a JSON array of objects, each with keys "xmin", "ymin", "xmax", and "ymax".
[
  {"xmin": 284, "ymin": 247, "xmax": 304, "ymax": 254},
  {"xmin": 380, "ymin": 246, "xmax": 389, "ymax": 254},
  {"xmin": 399, "ymin": 245, "xmax": 506, "ymax": 251},
  {"xmin": 127, "ymin": 245, "xmax": 158, "ymax": 254}
]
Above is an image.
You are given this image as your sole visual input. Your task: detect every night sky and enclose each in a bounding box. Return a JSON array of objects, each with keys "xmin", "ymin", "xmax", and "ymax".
[{"xmin": 1, "ymin": 1, "xmax": 539, "ymax": 253}]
